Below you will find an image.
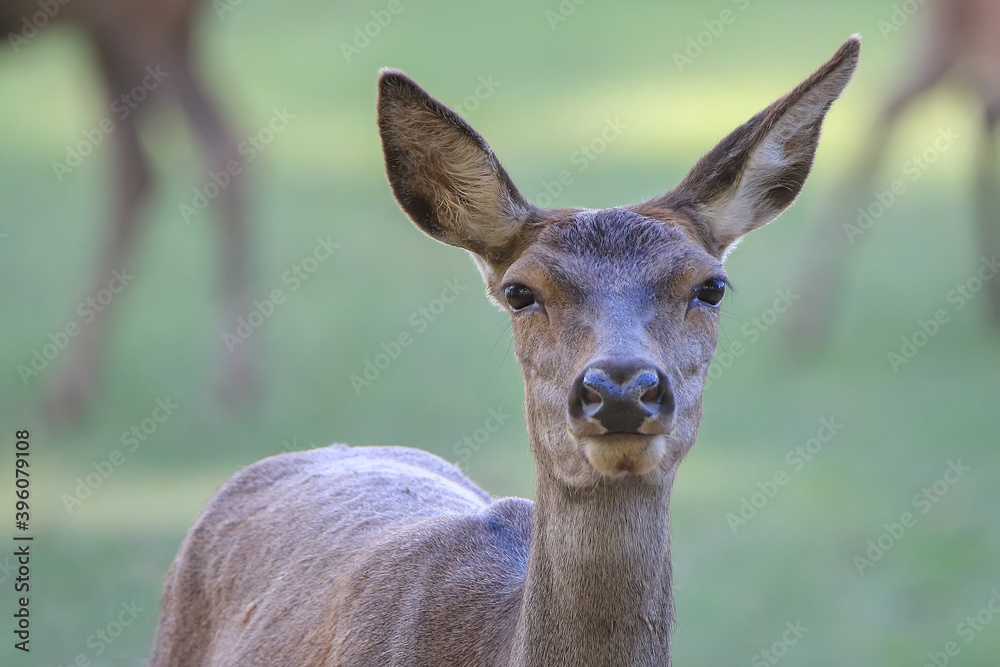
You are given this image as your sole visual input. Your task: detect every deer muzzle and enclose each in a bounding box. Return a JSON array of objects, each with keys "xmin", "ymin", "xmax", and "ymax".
[{"xmin": 568, "ymin": 358, "xmax": 675, "ymax": 438}]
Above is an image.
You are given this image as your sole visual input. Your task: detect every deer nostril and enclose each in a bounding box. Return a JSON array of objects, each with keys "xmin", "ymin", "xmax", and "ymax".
[{"xmin": 569, "ymin": 361, "xmax": 675, "ymax": 435}]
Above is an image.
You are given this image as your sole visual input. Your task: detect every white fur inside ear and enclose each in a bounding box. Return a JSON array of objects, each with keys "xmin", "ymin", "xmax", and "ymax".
[
  {"xmin": 705, "ymin": 78, "xmax": 844, "ymax": 254},
  {"xmin": 706, "ymin": 133, "xmax": 793, "ymax": 256}
]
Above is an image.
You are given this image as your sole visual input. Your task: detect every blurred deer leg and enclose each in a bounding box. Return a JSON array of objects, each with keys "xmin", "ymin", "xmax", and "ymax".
[
  {"xmin": 171, "ymin": 55, "xmax": 253, "ymax": 401},
  {"xmin": 975, "ymin": 104, "xmax": 1000, "ymax": 326},
  {"xmin": 47, "ymin": 53, "xmax": 151, "ymax": 420}
]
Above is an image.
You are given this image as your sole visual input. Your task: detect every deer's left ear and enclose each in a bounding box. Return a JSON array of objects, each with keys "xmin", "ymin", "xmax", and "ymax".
[{"xmin": 645, "ymin": 36, "xmax": 860, "ymax": 259}]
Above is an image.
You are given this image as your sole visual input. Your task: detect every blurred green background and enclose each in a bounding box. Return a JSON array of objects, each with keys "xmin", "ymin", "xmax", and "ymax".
[{"xmin": 2, "ymin": 0, "xmax": 999, "ymax": 664}]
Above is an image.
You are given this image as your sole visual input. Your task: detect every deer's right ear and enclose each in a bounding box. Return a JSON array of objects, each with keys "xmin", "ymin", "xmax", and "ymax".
[{"xmin": 377, "ymin": 70, "xmax": 535, "ymax": 266}]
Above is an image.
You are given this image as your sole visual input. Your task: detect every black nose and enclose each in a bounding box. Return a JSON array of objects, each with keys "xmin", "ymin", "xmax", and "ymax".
[{"xmin": 569, "ymin": 358, "xmax": 674, "ymax": 434}]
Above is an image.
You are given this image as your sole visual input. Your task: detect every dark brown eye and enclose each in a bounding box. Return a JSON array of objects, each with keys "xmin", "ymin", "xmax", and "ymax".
[
  {"xmin": 504, "ymin": 283, "xmax": 536, "ymax": 311},
  {"xmin": 694, "ymin": 278, "xmax": 727, "ymax": 306}
]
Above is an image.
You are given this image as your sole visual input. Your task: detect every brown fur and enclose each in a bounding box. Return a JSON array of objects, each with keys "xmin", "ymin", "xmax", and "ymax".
[{"xmin": 150, "ymin": 37, "xmax": 859, "ymax": 667}]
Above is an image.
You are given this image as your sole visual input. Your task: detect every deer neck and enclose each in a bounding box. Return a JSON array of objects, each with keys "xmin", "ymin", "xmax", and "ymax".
[{"xmin": 509, "ymin": 439, "xmax": 676, "ymax": 667}]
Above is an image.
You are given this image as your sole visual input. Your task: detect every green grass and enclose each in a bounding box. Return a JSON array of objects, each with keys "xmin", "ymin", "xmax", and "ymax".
[{"xmin": 2, "ymin": 0, "xmax": 999, "ymax": 664}]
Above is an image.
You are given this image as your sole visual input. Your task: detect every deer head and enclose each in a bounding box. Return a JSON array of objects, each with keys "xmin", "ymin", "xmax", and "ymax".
[{"xmin": 378, "ymin": 37, "xmax": 860, "ymax": 490}]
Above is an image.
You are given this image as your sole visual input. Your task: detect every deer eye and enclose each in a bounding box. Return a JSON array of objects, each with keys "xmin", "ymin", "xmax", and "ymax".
[
  {"xmin": 694, "ymin": 277, "xmax": 727, "ymax": 307},
  {"xmin": 504, "ymin": 283, "xmax": 536, "ymax": 312}
]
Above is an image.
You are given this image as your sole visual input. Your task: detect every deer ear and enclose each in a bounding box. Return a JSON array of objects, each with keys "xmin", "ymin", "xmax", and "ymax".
[
  {"xmin": 652, "ymin": 36, "xmax": 860, "ymax": 259},
  {"xmin": 377, "ymin": 70, "xmax": 535, "ymax": 266}
]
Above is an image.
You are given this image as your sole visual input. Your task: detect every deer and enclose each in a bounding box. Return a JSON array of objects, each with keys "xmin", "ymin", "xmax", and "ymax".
[
  {"xmin": 791, "ymin": 0, "xmax": 1000, "ymax": 341},
  {"xmin": 2, "ymin": 0, "xmax": 249, "ymax": 417},
  {"xmin": 149, "ymin": 36, "xmax": 860, "ymax": 667}
]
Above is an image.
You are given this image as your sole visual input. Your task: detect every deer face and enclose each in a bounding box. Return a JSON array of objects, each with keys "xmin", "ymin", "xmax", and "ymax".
[
  {"xmin": 377, "ymin": 37, "xmax": 858, "ymax": 486},
  {"xmin": 498, "ymin": 209, "xmax": 723, "ymax": 481}
]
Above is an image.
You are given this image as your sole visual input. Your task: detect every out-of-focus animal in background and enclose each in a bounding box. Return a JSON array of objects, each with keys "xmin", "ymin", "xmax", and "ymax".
[
  {"xmin": 790, "ymin": 0, "xmax": 1000, "ymax": 341},
  {"xmin": 1, "ymin": 0, "xmax": 250, "ymax": 418}
]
